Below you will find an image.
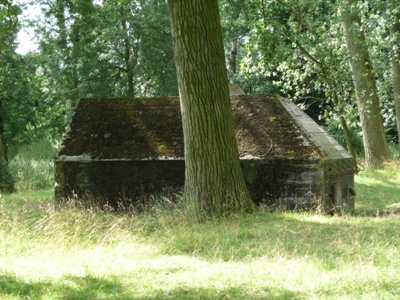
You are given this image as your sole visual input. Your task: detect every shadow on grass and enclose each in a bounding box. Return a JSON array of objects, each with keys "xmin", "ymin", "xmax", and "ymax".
[
  {"xmin": 0, "ymin": 273, "xmax": 300, "ymax": 300},
  {"xmin": 0, "ymin": 274, "xmax": 130, "ymax": 299},
  {"xmin": 147, "ymin": 287, "xmax": 299, "ymax": 300}
]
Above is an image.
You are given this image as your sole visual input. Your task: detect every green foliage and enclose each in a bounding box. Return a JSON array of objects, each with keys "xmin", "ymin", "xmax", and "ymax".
[
  {"xmin": 363, "ymin": 0, "xmax": 400, "ymax": 144},
  {"xmin": 0, "ymin": 0, "xmax": 181, "ymax": 154},
  {"xmin": 0, "ymin": 1, "xmax": 19, "ymax": 52},
  {"xmin": 324, "ymin": 121, "xmax": 364, "ymax": 157},
  {"xmin": 1, "ymin": 51, "xmax": 58, "ymax": 149},
  {"xmin": 1, "ymin": 0, "xmax": 397, "ymax": 158},
  {"xmin": 0, "ymin": 0, "xmax": 178, "ymax": 147},
  {"xmin": 35, "ymin": 0, "xmax": 177, "ymax": 98},
  {"xmin": 8, "ymin": 140, "xmax": 56, "ymax": 192},
  {"xmin": 224, "ymin": 0, "xmax": 399, "ymax": 150},
  {"xmin": 242, "ymin": 0, "xmax": 353, "ymax": 107}
]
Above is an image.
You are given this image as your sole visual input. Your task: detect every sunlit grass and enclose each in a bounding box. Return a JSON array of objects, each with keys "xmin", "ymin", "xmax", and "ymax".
[
  {"xmin": 1, "ymin": 153, "xmax": 400, "ymax": 299},
  {"xmin": 1, "ymin": 167, "xmax": 400, "ymax": 299},
  {"xmin": 2, "ymin": 208, "xmax": 399, "ymax": 299},
  {"xmin": 355, "ymin": 160, "xmax": 400, "ymax": 212}
]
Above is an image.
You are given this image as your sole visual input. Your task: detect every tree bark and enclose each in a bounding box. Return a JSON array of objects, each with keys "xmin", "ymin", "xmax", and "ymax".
[
  {"xmin": 341, "ymin": 0, "xmax": 390, "ymax": 168},
  {"xmin": 121, "ymin": 19, "xmax": 135, "ymax": 98},
  {"xmin": 391, "ymin": 13, "xmax": 400, "ymax": 151},
  {"xmin": 229, "ymin": 37, "xmax": 238, "ymax": 74},
  {"xmin": 168, "ymin": 0, "xmax": 255, "ymax": 220},
  {"xmin": 228, "ymin": 0, "xmax": 244, "ymax": 75},
  {"xmin": 339, "ymin": 113, "xmax": 356, "ymax": 159}
]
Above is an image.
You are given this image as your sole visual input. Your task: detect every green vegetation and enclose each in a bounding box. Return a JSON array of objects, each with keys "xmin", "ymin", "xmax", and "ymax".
[
  {"xmin": 8, "ymin": 140, "xmax": 56, "ymax": 192},
  {"xmin": 1, "ymin": 144, "xmax": 399, "ymax": 299},
  {"xmin": 2, "ymin": 0, "xmax": 399, "ymax": 169},
  {"xmin": 355, "ymin": 160, "xmax": 400, "ymax": 213},
  {"xmin": 1, "ymin": 0, "xmax": 398, "ymax": 295}
]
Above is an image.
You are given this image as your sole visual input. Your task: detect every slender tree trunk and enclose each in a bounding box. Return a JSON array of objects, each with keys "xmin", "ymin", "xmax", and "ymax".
[
  {"xmin": 341, "ymin": 0, "xmax": 390, "ymax": 168},
  {"xmin": 229, "ymin": 38, "xmax": 238, "ymax": 74},
  {"xmin": 283, "ymin": 21, "xmax": 357, "ymax": 160},
  {"xmin": 391, "ymin": 13, "xmax": 400, "ymax": 151},
  {"xmin": 332, "ymin": 88, "xmax": 356, "ymax": 160},
  {"xmin": 228, "ymin": 0, "xmax": 244, "ymax": 75},
  {"xmin": 121, "ymin": 19, "xmax": 136, "ymax": 98},
  {"xmin": 168, "ymin": 0, "xmax": 255, "ymax": 220},
  {"xmin": 340, "ymin": 115, "xmax": 356, "ymax": 159}
]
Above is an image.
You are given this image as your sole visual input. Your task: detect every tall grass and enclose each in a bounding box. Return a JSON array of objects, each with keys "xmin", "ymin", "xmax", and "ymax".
[
  {"xmin": 389, "ymin": 143, "xmax": 400, "ymax": 160},
  {"xmin": 8, "ymin": 140, "xmax": 56, "ymax": 192},
  {"xmin": 1, "ymin": 187, "xmax": 400, "ymax": 299},
  {"xmin": 1, "ymin": 140, "xmax": 399, "ymax": 299}
]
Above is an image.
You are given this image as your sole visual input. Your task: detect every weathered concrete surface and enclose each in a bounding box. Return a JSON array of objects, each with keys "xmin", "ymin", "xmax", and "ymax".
[{"xmin": 55, "ymin": 94, "xmax": 356, "ymax": 211}]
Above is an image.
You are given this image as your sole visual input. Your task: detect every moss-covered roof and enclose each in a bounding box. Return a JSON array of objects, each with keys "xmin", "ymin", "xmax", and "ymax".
[{"xmin": 57, "ymin": 94, "xmax": 351, "ymax": 161}]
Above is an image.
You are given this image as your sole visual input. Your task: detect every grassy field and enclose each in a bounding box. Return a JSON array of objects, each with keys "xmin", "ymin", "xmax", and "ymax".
[{"xmin": 1, "ymin": 145, "xmax": 400, "ymax": 299}]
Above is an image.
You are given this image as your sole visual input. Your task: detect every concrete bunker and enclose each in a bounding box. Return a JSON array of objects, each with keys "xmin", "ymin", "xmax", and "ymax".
[{"xmin": 55, "ymin": 94, "xmax": 356, "ymax": 211}]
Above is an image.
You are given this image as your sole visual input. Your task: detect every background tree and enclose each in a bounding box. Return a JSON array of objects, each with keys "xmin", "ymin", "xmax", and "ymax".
[
  {"xmin": 363, "ymin": 0, "xmax": 400, "ymax": 146},
  {"xmin": 390, "ymin": 12, "xmax": 400, "ymax": 150},
  {"xmin": 341, "ymin": 0, "xmax": 390, "ymax": 168},
  {"xmin": 219, "ymin": 0, "xmax": 246, "ymax": 76},
  {"xmin": 232, "ymin": 0, "xmax": 399, "ymax": 164},
  {"xmin": 239, "ymin": 0, "xmax": 359, "ymax": 157},
  {"xmin": 20, "ymin": 0, "xmax": 178, "ymax": 141},
  {"xmin": 0, "ymin": 0, "xmax": 18, "ymax": 158},
  {"xmin": 168, "ymin": 0, "xmax": 255, "ymax": 220},
  {"xmin": 0, "ymin": 0, "xmax": 19, "ymax": 191},
  {"xmin": 2, "ymin": 0, "xmax": 399, "ymax": 178}
]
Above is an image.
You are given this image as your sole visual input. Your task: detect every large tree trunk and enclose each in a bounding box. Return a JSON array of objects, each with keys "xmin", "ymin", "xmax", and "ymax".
[
  {"xmin": 341, "ymin": 0, "xmax": 390, "ymax": 168},
  {"xmin": 168, "ymin": 0, "xmax": 255, "ymax": 220},
  {"xmin": 391, "ymin": 13, "xmax": 400, "ymax": 151}
]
